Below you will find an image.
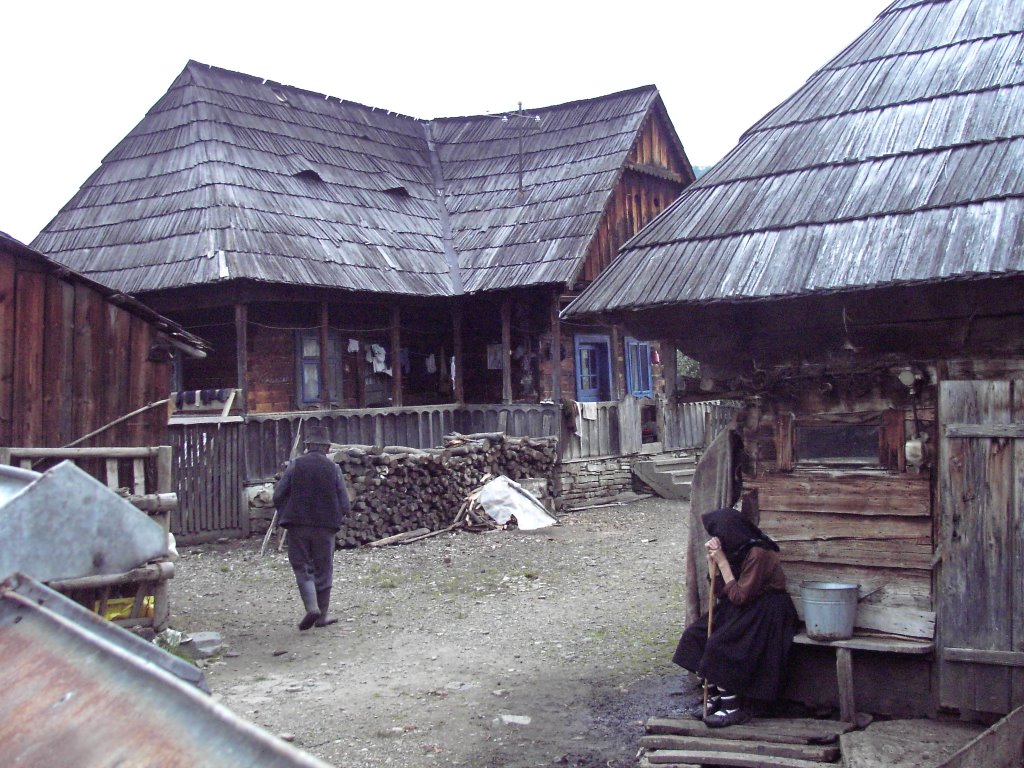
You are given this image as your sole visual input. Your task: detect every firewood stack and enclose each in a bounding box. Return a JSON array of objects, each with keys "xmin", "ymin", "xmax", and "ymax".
[{"xmin": 328, "ymin": 432, "xmax": 558, "ymax": 547}]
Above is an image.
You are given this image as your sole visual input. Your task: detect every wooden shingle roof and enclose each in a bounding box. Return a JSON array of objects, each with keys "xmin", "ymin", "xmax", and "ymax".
[
  {"xmin": 564, "ymin": 0, "xmax": 1024, "ymax": 318},
  {"xmin": 30, "ymin": 62, "xmax": 664, "ymax": 298}
]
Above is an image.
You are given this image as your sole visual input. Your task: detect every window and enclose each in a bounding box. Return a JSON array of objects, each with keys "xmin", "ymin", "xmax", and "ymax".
[
  {"xmin": 296, "ymin": 330, "xmax": 343, "ymax": 407},
  {"xmin": 625, "ymin": 337, "xmax": 653, "ymax": 397},
  {"xmin": 574, "ymin": 334, "xmax": 612, "ymax": 402},
  {"xmin": 796, "ymin": 422, "xmax": 880, "ymax": 466}
]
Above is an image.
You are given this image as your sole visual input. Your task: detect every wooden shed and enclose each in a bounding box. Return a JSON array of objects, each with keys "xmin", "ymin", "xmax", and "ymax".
[
  {"xmin": 0, "ymin": 232, "xmax": 208, "ymax": 449},
  {"xmin": 565, "ymin": 0, "xmax": 1024, "ymax": 721}
]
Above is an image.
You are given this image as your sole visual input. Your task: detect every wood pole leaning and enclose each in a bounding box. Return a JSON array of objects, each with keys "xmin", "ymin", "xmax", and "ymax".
[{"xmin": 702, "ymin": 559, "xmax": 718, "ymax": 717}]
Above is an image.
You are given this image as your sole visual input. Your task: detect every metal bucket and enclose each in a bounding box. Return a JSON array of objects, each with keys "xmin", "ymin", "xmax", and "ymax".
[{"xmin": 801, "ymin": 582, "xmax": 859, "ymax": 640}]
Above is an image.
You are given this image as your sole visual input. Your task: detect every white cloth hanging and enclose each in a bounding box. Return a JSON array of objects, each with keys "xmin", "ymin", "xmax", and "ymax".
[{"xmin": 367, "ymin": 344, "xmax": 392, "ymax": 376}]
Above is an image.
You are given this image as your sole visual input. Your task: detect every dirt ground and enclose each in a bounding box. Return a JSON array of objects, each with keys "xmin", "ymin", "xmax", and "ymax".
[{"xmin": 170, "ymin": 497, "xmax": 705, "ymax": 768}]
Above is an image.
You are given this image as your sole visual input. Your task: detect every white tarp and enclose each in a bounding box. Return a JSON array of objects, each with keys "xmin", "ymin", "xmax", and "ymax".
[{"xmin": 476, "ymin": 476, "xmax": 557, "ymax": 531}]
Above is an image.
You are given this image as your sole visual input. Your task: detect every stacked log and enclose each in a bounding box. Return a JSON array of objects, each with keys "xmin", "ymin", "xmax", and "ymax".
[{"xmin": 327, "ymin": 433, "xmax": 558, "ymax": 548}]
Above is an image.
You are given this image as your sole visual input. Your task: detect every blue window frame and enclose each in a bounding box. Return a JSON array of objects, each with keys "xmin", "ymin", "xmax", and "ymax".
[
  {"xmin": 574, "ymin": 334, "xmax": 612, "ymax": 402},
  {"xmin": 625, "ymin": 337, "xmax": 653, "ymax": 397},
  {"xmin": 296, "ymin": 330, "xmax": 343, "ymax": 407}
]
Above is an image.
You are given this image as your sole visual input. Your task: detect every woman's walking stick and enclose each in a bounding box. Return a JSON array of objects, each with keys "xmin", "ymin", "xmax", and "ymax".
[{"xmin": 702, "ymin": 559, "xmax": 718, "ymax": 717}]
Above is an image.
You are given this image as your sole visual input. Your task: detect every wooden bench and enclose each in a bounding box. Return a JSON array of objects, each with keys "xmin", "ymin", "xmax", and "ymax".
[
  {"xmin": 0, "ymin": 446, "xmax": 176, "ymax": 632},
  {"xmin": 793, "ymin": 632, "xmax": 935, "ymax": 722}
]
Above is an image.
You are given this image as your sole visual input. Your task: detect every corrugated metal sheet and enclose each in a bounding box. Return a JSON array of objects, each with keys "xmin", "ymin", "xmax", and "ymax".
[
  {"xmin": 0, "ymin": 574, "xmax": 332, "ymax": 767},
  {"xmin": 564, "ymin": 0, "xmax": 1024, "ymax": 317},
  {"xmin": 30, "ymin": 60, "xmax": 661, "ymax": 298}
]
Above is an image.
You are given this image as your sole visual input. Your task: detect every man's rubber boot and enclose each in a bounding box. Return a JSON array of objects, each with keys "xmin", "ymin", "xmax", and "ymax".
[
  {"xmin": 297, "ymin": 580, "xmax": 321, "ymax": 631},
  {"xmin": 315, "ymin": 587, "xmax": 338, "ymax": 627}
]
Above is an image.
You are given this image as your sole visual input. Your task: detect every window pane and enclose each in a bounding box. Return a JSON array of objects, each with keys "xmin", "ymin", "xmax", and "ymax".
[
  {"xmin": 302, "ymin": 362, "xmax": 320, "ymax": 402},
  {"xmin": 302, "ymin": 337, "xmax": 320, "ymax": 358},
  {"xmin": 579, "ymin": 348, "xmax": 596, "ymax": 389},
  {"xmin": 797, "ymin": 424, "xmax": 879, "ymax": 464}
]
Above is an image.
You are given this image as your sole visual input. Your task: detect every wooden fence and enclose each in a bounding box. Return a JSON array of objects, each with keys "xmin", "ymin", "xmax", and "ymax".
[
  {"xmin": 167, "ymin": 421, "xmax": 247, "ymax": 543},
  {"xmin": 242, "ymin": 403, "xmax": 560, "ymax": 482},
  {"xmin": 164, "ymin": 398, "xmax": 736, "ymax": 540}
]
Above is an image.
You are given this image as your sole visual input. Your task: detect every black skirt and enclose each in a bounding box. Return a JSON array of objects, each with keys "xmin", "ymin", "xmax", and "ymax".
[{"xmin": 672, "ymin": 590, "xmax": 798, "ymax": 702}]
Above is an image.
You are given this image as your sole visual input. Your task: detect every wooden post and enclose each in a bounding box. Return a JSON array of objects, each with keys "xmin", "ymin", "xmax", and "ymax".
[
  {"xmin": 390, "ymin": 306, "xmax": 402, "ymax": 407},
  {"xmin": 452, "ymin": 305, "xmax": 464, "ymax": 404},
  {"xmin": 501, "ymin": 297, "xmax": 512, "ymax": 404},
  {"xmin": 550, "ymin": 289, "xmax": 562, "ymax": 403},
  {"xmin": 663, "ymin": 341, "xmax": 677, "ymax": 399},
  {"xmin": 319, "ymin": 301, "xmax": 330, "ymax": 409},
  {"xmin": 234, "ymin": 303, "xmax": 248, "ymax": 414},
  {"xmin": 837, "ymin": 648, "xmax": 856, "ymax": 723}
]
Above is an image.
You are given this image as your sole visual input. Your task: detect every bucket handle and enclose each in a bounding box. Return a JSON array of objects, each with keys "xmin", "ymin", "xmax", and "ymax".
[{"xmin": 858, "ymin": 585, "xmax": 884, "ymax": 602}]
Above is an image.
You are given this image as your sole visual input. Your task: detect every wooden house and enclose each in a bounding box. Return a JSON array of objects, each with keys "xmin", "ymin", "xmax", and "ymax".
[
  {"xmin": 31, "ymin": 62, "xmax": 693, "ymax": 423},
  {"xmin": 28, "ymin": 62, "xmax": 715, "ymax": 531},
  {"xmin": 0, "ymin": 231, "xmax": 208, "ymax": 449},
  {"xmin": 565, "ymin": 0, "xmax": 1024, "ymax": 721}
]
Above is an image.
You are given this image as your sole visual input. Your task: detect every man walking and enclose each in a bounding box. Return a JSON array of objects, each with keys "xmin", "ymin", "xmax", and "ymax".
[{"xmin": 273, "ymin": 425, "xmax": 350, "ymax": 630}]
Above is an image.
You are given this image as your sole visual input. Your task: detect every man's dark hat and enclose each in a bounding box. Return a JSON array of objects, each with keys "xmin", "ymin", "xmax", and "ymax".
[{"xmin": 304, "ymin": 425, "xmax": 332, "ymax": 446}]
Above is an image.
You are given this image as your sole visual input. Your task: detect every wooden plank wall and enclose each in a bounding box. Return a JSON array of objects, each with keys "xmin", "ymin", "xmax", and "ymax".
[
  {"xmin": 750, "ymin": 471, "xmax": 934, "ymax": 638},
  {"xmin": 561, "ymin": 402, "xmax": 621, "ymax": 460},
  {"xmin": 578, "ymin": 111, "xmax": 689, "ymax": 286},
  {"xmin": 662, "ymin": 400, "xmax": 740, "ymax": 450},
  {"xmin": 0, "ymin": 248, "xmax": 173, "ymax": 449}
]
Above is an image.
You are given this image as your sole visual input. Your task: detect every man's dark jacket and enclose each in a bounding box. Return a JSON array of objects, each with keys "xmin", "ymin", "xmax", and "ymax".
[{"xmin": 273, "ymin": 451, "xmax": 350, "ymax": 531}]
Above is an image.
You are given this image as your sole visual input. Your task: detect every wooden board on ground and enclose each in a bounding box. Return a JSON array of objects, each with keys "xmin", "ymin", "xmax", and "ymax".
[
  {"xmin": 645, "ymin": 717, "xmax": 854, "ymax": 745},
  {"xmin": 935, "ymin": 704, "xmax": 1024, "ymax": 768},
  {"xmin": 639, "ymin": 734, "xmax": 840, "ymax": 762},
  {"xmin": 643, "ymin": 750, "xmax": 837, "ymax": 767},
  {"xmin": 840, "ymin": 719, "xmax": 985, "ymax": 768}
]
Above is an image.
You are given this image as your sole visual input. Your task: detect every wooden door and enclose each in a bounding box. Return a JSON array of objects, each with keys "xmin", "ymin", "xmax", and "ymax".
[{"xmin": 938, "ymin": 379, "xmax": 1024, "ymax": 715}]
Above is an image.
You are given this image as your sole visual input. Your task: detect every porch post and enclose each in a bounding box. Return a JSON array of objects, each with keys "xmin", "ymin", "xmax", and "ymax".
[
  {"xmin": 501, "ymin": 296, "xmax": 512, "ymax": 404},
  {"xmin": 390, "ymin": 306, "xmax": 403, "ymax": 407},
  {"xmin": 234, "ymin": 303, "xmax": 248, "ymax": 414},
  {"xmin": 452, "ymin": 304, "xmax": 464, "ymax": 404},
  {"xmin": 550, "ymin": 289, "xmax": 562, "ymax": 402},
  {"xmin": 318, "ymin": 301, "xmax": 330, "ymax": 409},
  {"xmin": 663, "ymin": 340, "xmax": 677, "ymax": 399}
]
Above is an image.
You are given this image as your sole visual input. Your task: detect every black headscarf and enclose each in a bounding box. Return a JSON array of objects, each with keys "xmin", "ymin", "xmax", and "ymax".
[{"xmin": 701, "ymin": 507, "xmax": 780, "ymax": 575}]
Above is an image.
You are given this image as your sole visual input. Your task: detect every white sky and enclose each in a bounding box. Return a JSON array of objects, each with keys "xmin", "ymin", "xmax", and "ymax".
[{"xmin": 2, "ymin": 0, "xmax": 889, "ymax": 245}]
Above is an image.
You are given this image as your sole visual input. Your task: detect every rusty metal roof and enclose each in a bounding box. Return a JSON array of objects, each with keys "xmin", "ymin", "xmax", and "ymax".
[
  {"xmin": 30, "ymin": 62, "xmax": 664, "ymax": 298},
  {"xmin": 0, "ymin": 573, "xmax": 333, "ymax": 767},
  {"xmin": 563, "ymin": 0, "xmax": 1024, "ymax": 318}
]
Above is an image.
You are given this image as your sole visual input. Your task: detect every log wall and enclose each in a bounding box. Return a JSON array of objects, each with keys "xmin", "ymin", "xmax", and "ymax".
[{"xmin": 741, "ymin": 374, "xmax": 939, "ymax": 639}]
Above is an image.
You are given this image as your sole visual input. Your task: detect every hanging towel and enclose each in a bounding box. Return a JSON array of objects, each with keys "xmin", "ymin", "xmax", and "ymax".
[
  {"xmin": 580, "ymin": 401, "xmax": 598, "ymax": 420},
  {"xmin": 369, "ymin": 344, "xmax": 392, "ymax": 376},
  {"xmin": 347, "ymin": 338, "xmax": 360, "ymax": 353},
  {"xmin": 426, "ymin": 353, "xmax": 437, "ymax": 374}
]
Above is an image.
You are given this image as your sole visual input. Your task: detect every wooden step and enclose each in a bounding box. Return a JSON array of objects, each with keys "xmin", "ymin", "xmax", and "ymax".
[
  {"xmin": 639, "ymin": 734, "xmax": 839, "ymax": 762},
  {"xmin": 645, "ymin": 716, "xmax": 854, "ymax": 745},
  {"xmin": 640, "ymin": 751, "xmax": 834, "ymax": 767}
]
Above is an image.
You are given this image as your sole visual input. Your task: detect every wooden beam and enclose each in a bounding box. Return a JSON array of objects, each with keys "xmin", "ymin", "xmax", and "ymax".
[
  {"xmin": 390, "ymin": 306, "xmax": 402, "ymax": 407},
  {"xmin": 501, "ymin": 297, "xmax": 512, "ymax": 404},
  {"xmin": 550, "ymin": 290, "xmax": 562, "ymax": 402},
  {"xmin": 943, "ymin": 648, "xmax": 1024, "ymax": 667},
  {"xmin": 452, "ymin": 304, "xmax": 464, "ymax": 404},
  {"xmin": 234, "ymin": 303, "xmax": 248, "ymax": 414},
  {"xmin": 945, "ymin": 423, "xmax": 1024, "ymax": 439}
]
